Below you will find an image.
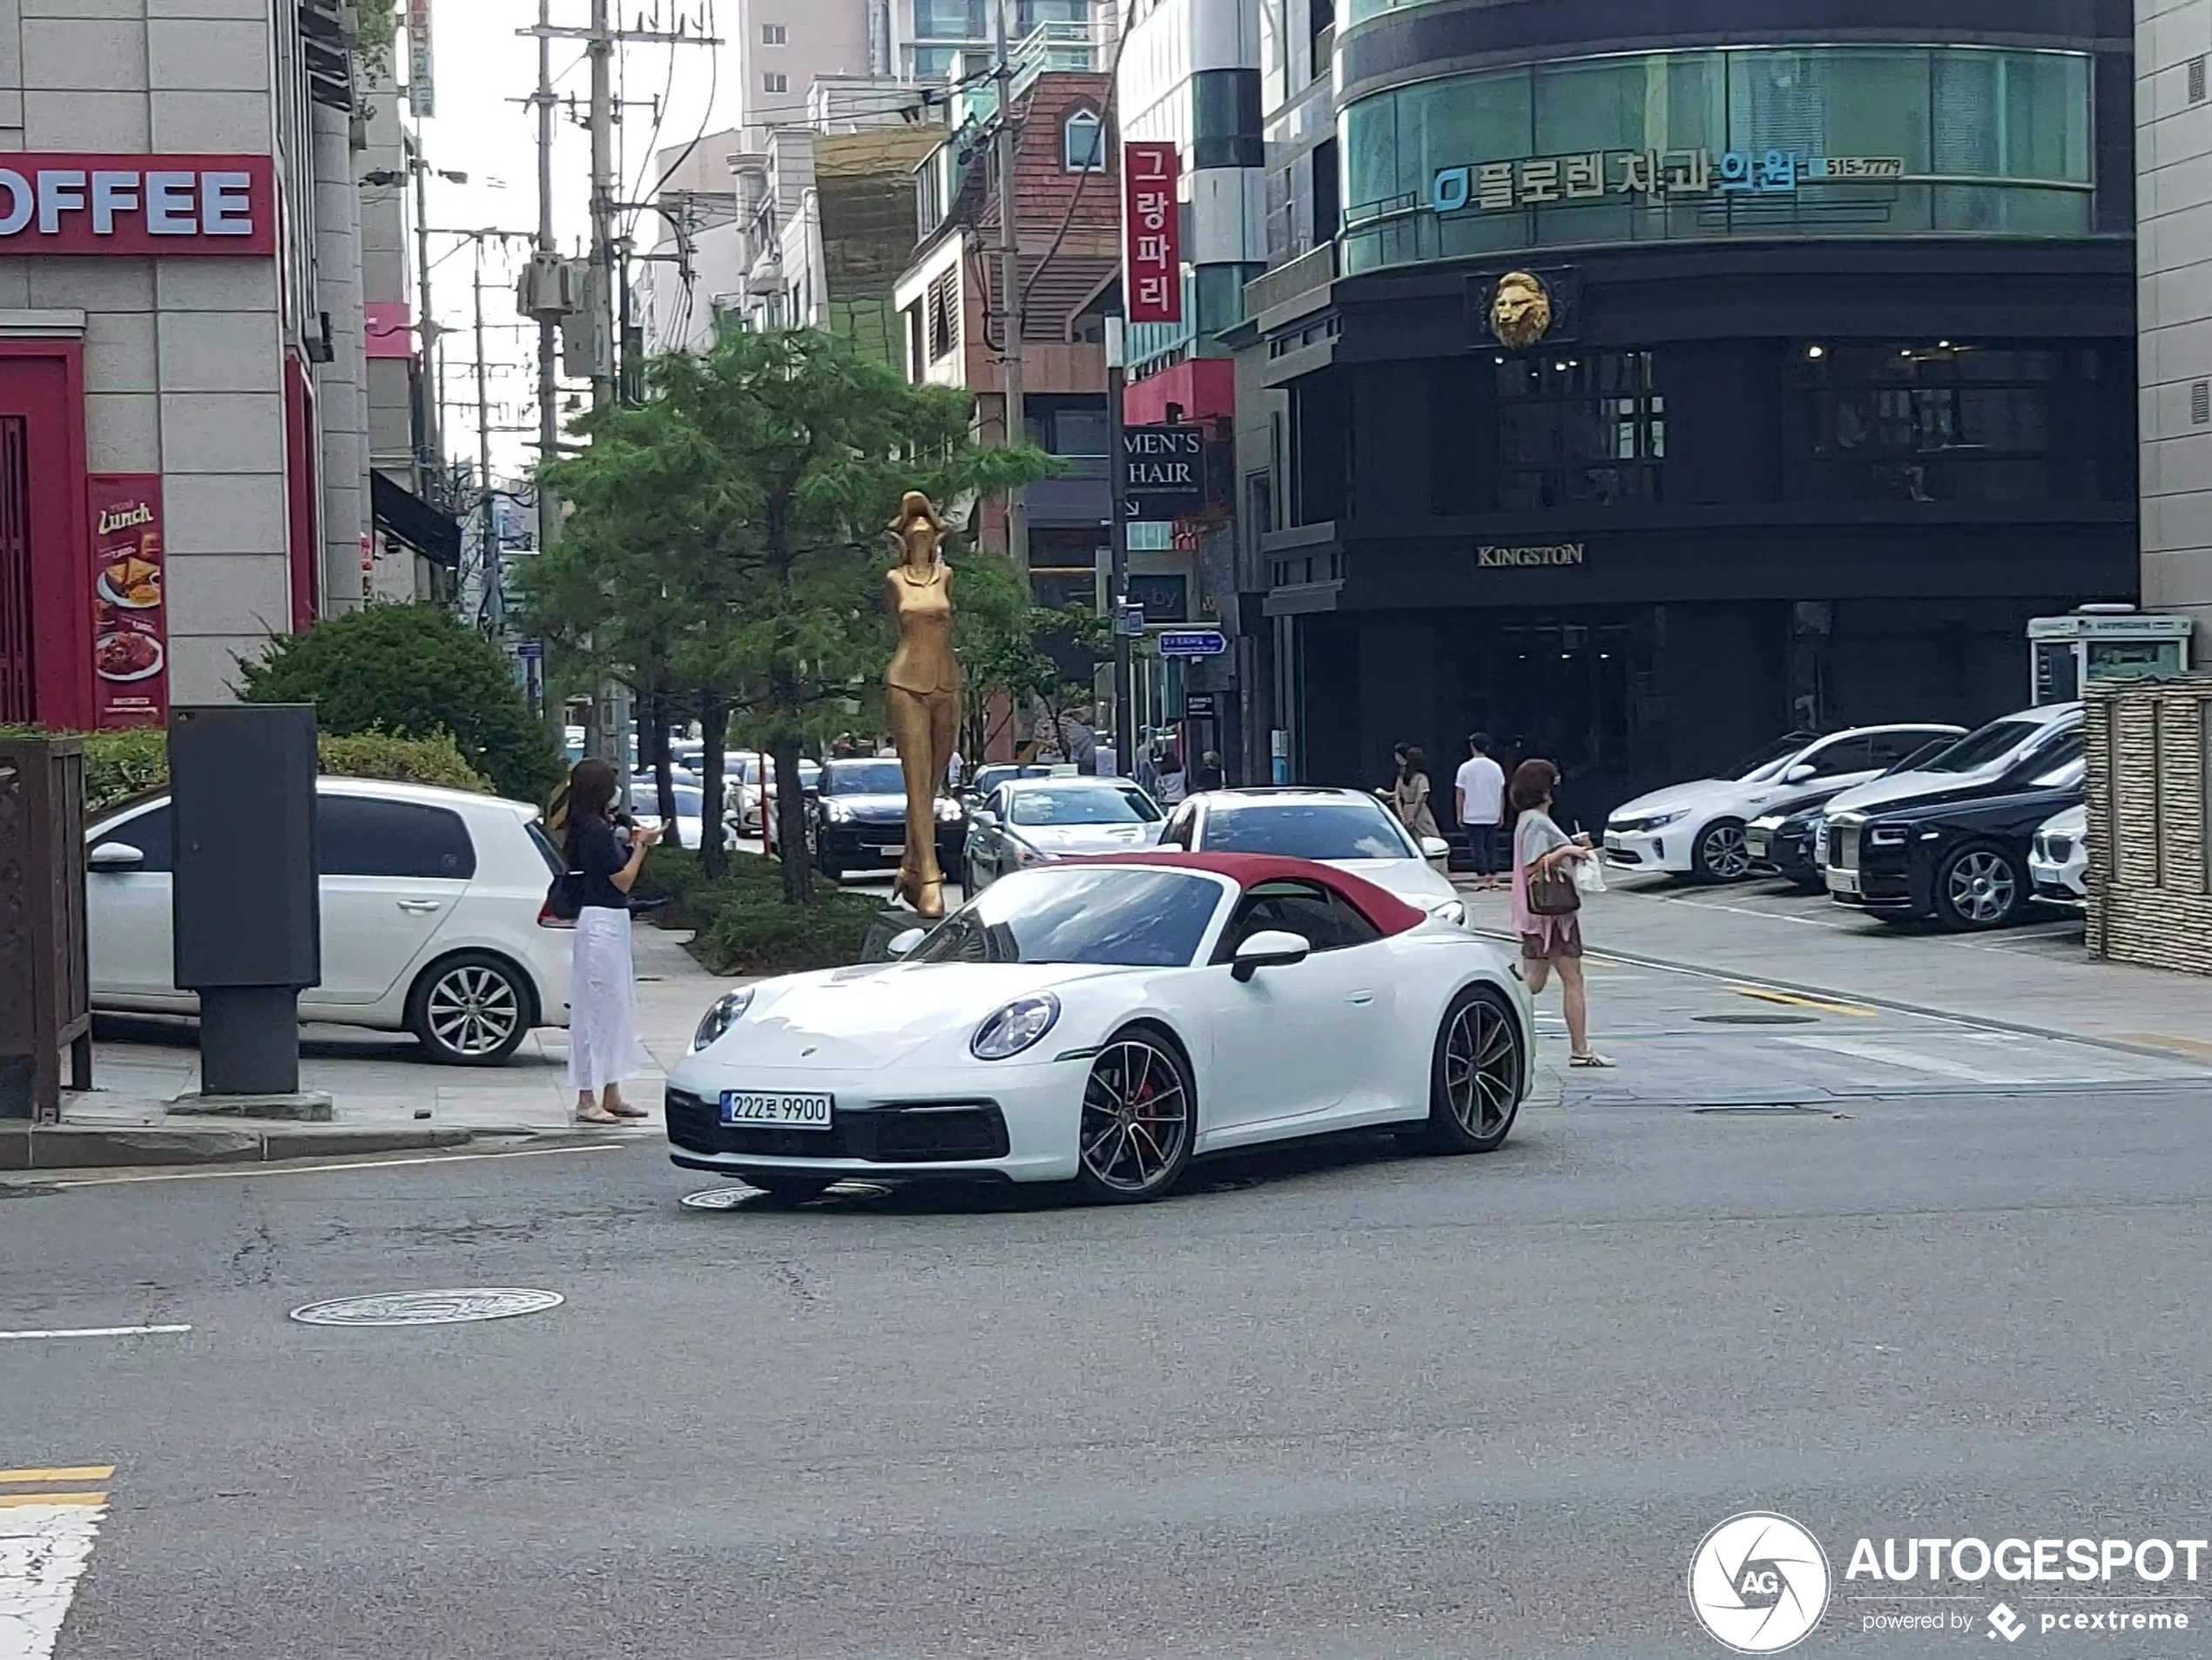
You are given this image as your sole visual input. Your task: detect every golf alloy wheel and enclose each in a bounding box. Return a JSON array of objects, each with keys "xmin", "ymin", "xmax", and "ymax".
[
  {"xmin": 1076, "ymin": 1034, "xmax": 1192, "ymax": 1202},
  {"xmin": 1427, "ymin": 986, "xmax": 1523, "ymax": 1153},
  {"xmin": 1695, "ymin": 820, "xmax": 1752, "ymax": 882},
  {"xmin": 413, "ymin": 955, "xmax": 530, "ymax": 1065},
  {"xmin": 1941, "ymin": 847, "xmax": 2021, "ymax": 930}
]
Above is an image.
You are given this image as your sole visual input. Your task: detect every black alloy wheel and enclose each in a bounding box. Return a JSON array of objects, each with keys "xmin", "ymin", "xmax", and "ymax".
[
  {"xmin": 1691, "ymin": 819, "xmax": 1754, "ymax": 883},
  {"xmin": 1933, "ymin": 843, "xmax": 2027, "ymax": 932},
  {"xmin": 408, "ymin": 952, "xmax": 534, "ymax": 1066},
  {"xmin": 1425, "ymin": 985, "xmax": 1524, "ymax": 1154},
  {"xmin": 1076, "ymin": 1029, "xmax": 1195, "ymax": 1203}
]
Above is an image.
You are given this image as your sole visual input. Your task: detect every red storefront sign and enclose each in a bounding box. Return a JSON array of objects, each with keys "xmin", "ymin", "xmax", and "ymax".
[
  {"xmin": 0, "ymin": 155, "xmax": 277, "ymax": 257},
  {"xmin": 87, "ymin": 476, "xmax": 168, "ymax": 728},
  {"xmin": 1123, "ymin": 141, "xmax": 1182, "ymax": 324}
]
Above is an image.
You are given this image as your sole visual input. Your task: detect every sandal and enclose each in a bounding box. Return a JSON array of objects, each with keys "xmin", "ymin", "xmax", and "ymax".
[
  {"xmin": 1569, "ymin": 1051, "xmax": 1616, "ymax": 1069},
  {"xmin": 608, "ymin": 1102, "xmax": 651, "ymax": 1119},
  {"xmin": 575, "ymin": 1106, "xmax": 623, "ymax": 1124}
]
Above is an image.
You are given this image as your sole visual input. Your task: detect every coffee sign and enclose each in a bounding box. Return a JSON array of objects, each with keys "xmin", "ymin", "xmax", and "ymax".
[
  {"xmin": 1478, "ymin": 542, "xmax": 1586, "ymax": 569},
  {"xmin": 0, "ymin": 155, "xmax": 277, "ymax": 256}
]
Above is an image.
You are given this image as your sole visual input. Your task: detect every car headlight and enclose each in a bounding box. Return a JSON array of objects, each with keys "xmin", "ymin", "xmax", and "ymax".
[
  {"xmin": 824, "ymin": 800, "xmax": 852, "ymax": 822},
  {"xmin": 691, "ymin": 987, "xmax": 754, "ymax": 1051},
  {"xmin": 934, "ymin": 798, "xmax": 961, "ymax": 823},
  {"xmin": 1429, "ymin": 899, "xmax": 1467, "ymax": 926},
  {"xmin": 1644, "ymin": 810, "xmax": 1689, "ymax": 829},
  {"xmin": 971, "ymin": 992, "xmax": 1060, "ymax": 1060},
  {"xmin": 1867, "ymin": 826, "xmax": 1908, "ymax": 847}
]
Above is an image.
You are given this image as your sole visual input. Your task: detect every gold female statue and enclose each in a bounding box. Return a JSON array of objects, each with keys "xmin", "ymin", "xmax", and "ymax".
[{"xmin": 884, "ymin": 491, "xmax": 961, "ymax": 918}]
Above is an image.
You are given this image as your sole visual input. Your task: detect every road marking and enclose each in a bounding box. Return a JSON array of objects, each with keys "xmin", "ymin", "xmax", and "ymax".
[
  {"xmin": 0, "ymin": 1476, "xmax": 111, "ymax": 1660},
  {"xmin": 1732, "ymin": 986, "xmax": 1880, "ymax": 1018},
  {"xmin": 0, "ymin": 1471, "xmax": 111, "ymax": 1486},
  {"xmin": 0, "ymin": 1326, "xmax": 191, "ymax": 1342},
  {"xmin": 1780, "ymin": 1036, "xmax": 2015, "ymax": 1083},
  {"xmin": 2117, "ymin": 1032, "xmax": 2212, "ymax": 1061},
  {"xmin": 39, "ymin": 1141, "xmax": 628, "ymax": 1190}
]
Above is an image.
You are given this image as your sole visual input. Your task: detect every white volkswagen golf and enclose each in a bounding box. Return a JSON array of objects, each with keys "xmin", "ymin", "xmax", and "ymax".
[{"xmin": 84, "ymin": 778, "xmax": 573, "ymax": 1064}]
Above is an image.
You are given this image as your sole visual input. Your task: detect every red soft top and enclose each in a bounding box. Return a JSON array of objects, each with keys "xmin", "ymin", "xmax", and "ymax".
[{"xmin": 1076, "ymin": 851, "xmax": 1429, "ymax": 936}]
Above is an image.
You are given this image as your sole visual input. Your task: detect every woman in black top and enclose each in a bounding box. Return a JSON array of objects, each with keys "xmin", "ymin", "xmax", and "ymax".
[{"xmin": 563, "ymin": 759, "xmax": 661, "ymax": 1124}]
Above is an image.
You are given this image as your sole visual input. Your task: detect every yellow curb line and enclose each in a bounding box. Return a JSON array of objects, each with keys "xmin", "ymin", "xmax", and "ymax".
[
  {"xmin": 1732, "ymin": 985, "xmax": 1881, "ymax": 1018},
  {"xmin": 0, "ymin": 1492, "xmax": 107, "ymax": 1508},
  {"xmin": 0, "ymin": 1467, "xmax": 114, "ymax": 1484}
]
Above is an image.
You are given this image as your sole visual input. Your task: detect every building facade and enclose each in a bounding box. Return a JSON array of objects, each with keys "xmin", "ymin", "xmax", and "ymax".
[
  {"xmin": 0, "ymin": 0, "xmax": 399, "ymax": 731},
  {"xmin": 1238, "ymin": 0, "xmax": 2139, "ymax": 826},
  {"xmin": 2139, "ymin": 0, "xmax": 2212, "ymax": 638}
]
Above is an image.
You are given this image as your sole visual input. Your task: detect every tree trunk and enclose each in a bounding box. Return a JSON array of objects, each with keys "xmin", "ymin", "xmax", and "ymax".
[
  {"xmin": 771, "ymin": 733, "xmax": 813, "ymax": 906},
  {"xmin": 648, "ymin": 682, "xmax": 680, "ymax": 848},
  {"xmin": 698, "ymin": 692, "xmax": 729, "ymax": 879}
]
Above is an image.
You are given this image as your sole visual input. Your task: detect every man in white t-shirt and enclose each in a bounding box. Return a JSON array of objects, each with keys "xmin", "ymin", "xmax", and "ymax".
[{"xmin": 1454, "ymin": 732, "xmax": 1507, "ymax": 887}]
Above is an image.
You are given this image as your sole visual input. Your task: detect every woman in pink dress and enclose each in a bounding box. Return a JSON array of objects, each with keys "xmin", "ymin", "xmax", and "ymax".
[{"xmin": 1508, "ymin": 758, "xmax": 1612, "ymax": 1069}]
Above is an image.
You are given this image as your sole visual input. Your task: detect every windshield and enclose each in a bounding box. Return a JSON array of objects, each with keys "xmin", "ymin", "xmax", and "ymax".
[
  {"xmin": 1201, "ymin": 798, "xmax": 1416, "ymax": 860},
  {"xmin": 824, "ymin": 760, "xmax": 906, "ymax": 796},
  {"xmin": 908, "ymin": 867, "xmax": 1222, "ymax": 967},
  {"xmin": 1725, "ymin": 732, "xmax": 1820, "ymax": 783},
  {"xmin": 973, "ymin": 765, "xmax": 1056, "ymax": 795},
  {"xmin": 1008, "ymin": 785, "xmax": 1160, "ymax": 827},
  {"xmin": 664, "ymin": 786, "xmax": 703, "ymax": 817},
  {"xmin": 1922, "ymin": 719, "xmax": 2050, "ymax": 775},
  {"xmin": 1885, "ymin": 738, "xmax": 1954, "ymax": 776}
]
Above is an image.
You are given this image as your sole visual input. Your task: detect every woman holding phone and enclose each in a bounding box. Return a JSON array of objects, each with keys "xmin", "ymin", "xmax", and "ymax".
[{"xmin": 562, "ymin": 758, "xmax": 664, "ymax": 1124}]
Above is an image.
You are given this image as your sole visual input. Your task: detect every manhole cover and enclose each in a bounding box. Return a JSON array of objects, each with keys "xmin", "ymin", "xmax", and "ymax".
[
  {"xmin": 680, "ymin": 1183, "xmax": 888, "ymax": 1209},
  {"xmin": 287, "ymin": 1288, "xmax": 565, "ymax": 1327},
  {"xmin": 1694, "ymin": 1013, "xmax": 1818, "ymax": 1026}
]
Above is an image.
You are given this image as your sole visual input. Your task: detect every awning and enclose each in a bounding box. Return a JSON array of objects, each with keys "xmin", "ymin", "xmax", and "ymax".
[{"xmin": 373, "ymin": 471, "xmax": 461, "ymax": 569}]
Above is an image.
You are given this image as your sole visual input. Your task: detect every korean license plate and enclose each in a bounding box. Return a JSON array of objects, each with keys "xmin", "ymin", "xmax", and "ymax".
[
  {"xmin": 719, "ymin": 1090, "xmax": 834, "ymax": 1129},
  {"xmin": 1745, "ymin": 830, "xmax": 1770, "ymax": 859},
  {"xmin": 1826, "ymin": 868, "xmax": 1861, "ymax": 896},
  {"xmin": 1603, "ymin": 832, "xmax": 1626, "ymax": 853}
]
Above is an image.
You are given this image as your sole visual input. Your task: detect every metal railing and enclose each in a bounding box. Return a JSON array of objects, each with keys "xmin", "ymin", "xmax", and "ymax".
[{"xmin": 1243, "ymin": 242, "xmax": 1337, "ymax": 319}]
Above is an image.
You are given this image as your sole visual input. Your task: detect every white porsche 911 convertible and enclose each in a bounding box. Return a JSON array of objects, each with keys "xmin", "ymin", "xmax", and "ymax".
[{"xmin": 665, "ymin": 852, "xmax": 1533, "ymax": 1205}]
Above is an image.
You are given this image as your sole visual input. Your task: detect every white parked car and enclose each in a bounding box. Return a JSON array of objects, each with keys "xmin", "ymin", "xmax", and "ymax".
[
  {"xmin": 665, "ymin": 855, "xmax": 1532, "ymax": 1204},
  {"xmin": 731, "ymin": 754, "xmax": 822, "ymax": 834},
  {"xmin": 1159, "ymin": 787, "xmax": 1466, "ymax": 925},
  {"xmin": 628, "ymin": 773, "xmax": 730, "ymax": 853},
  {"xmin": 85, "ymin": 779, "xmax": 572, "ymax": 1065},
  {"xmin": 2030, "ymin": 804, "xmax": 2089, "ymax": 902},
  {"xmin": 961, "ymin": 776, "xmax": 1163, "ymax": 893},
  {"xmin": 1603, "ymin": 725, "xmax": 1965, "ymax": 882}
]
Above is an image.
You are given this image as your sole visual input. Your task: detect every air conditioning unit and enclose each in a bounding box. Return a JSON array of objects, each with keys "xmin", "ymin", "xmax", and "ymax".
[{"xmin": 516, "ymin": 253, "xmax": 579, "ymax": 321}]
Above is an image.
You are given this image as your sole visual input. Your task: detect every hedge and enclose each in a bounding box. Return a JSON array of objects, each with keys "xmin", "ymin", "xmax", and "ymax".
[
  {"xmin": 0, "ymin": 725, "xmax": 492, "ymax": 816},
  {"xmin": 632, "ymin": 847, "xmax": 887, "ymax": 975}
]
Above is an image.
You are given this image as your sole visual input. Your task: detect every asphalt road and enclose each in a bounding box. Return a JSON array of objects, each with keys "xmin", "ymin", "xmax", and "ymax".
[{"xmin": 7, "ymin": 1049, "xmax": 2212, "ymax": 1658}]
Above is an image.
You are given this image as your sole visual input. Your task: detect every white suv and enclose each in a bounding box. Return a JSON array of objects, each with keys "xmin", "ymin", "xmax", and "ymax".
[{"xmin": 84, "ymin": 778, "xmax": 572, "ymax": 1065}]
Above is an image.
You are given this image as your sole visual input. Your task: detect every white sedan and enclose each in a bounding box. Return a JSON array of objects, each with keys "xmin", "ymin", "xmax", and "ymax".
[
  {"xmin": 664, "ymin": 854, "xmax": 1533, "ymax": 1204},
  {"xmin": 1604, "ymin": 724, "xmax": 1964, "ymax": 882},
  {"xmin": 961, "ymin": 776, "xmax": 1163, "ymax": 893},
  {"xmin": 1158, "ymin": 787, "xmax": 1467, "ymax": 925},
  {"xmin": 2030, "ymin": 805, "xmax": 2088, "ymax": 902}
]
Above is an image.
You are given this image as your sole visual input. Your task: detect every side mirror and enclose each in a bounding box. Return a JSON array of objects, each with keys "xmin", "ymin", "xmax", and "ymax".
[
  {"xmin": 886, "ymin": 927, "xmax": 926, "ymax": 959},
  {"xmin": 1231, "ymin": 929, "xmax": 1312, "ymax": 982},
  {"xmin": 1420, "ymin": 836, "xmax": 1452, "ymax": 860},
  {"xmin": 88, "ymin": 841, "xmax": 145, "ymax": 874},
  {"xmin": 1784, "ymin": 764, "xmax": 1817, "ymax": 784},
  {"xmin": 970, "ymin": 808, "xmax": 999, "ymax": 829}
]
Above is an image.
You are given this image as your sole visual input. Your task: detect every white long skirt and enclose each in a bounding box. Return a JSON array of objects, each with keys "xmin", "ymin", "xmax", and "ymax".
[{"xmin": 567, "ymin": 907, "xmax": 648, "ymax": 1092}]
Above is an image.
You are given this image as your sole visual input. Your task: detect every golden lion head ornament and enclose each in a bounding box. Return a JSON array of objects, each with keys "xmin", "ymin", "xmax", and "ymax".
[{"xmin": 1489, "ymin": 271, "xmax": 1554, "ymax": 351}]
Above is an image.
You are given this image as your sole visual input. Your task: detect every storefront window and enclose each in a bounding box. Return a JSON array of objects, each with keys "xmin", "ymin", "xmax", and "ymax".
[
  {"xmin": 1340, "ymin": 46, "xmax": 2095, "ymax": 273},
  {"xmin": 1431, "ymin": 350, "xmax": 1667, "ymax": 514}
]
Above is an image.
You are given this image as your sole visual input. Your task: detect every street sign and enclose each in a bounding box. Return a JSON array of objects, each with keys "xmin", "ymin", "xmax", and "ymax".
[
  {"xmin": 1122, "ymin": 424, "xmax": 1205, "ymax": 522},
  {"xmin": 1158, "ymin": 629, "xmax": 1228, "ymax": 659},
  {"xmin": 1184, "ymin": 692, "xmax": 1217, "ymax": 717},
  {"xmin": 516, "ymin": 639, "xmax": 543, "ymax": 662},
  {"xmin": 1115, "ymin": 604, "xmax": 1146, "ymax": 638}
]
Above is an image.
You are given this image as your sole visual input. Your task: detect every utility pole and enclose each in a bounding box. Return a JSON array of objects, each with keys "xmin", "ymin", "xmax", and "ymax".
[
  {"xmin": 474, "ymin": 246, "xmax": 502, "ymax": 637},
  {"xmin": 588, "ymin": 0, "xmax": 617, "ymax": 412},
  {"xmin": 414, "ymin": 145, "xmax": 440, "ymax": 483},
  {"xmin": 1107, "ymin": 317, "xmax": 1133, "ymax": 777},
  {"xmin": 992, "ymin": 0, "xmax": 1028, "ymax": 571},
  {"xmin": 534, "ymin": 0, "xmax": 560, "ymax": 521}
]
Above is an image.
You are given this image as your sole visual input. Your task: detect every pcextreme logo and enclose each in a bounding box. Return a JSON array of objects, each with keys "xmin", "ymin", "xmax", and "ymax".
[{"xmin": 1689, "ymin": 1513, "xmax": 1832, "ymax": 1653}]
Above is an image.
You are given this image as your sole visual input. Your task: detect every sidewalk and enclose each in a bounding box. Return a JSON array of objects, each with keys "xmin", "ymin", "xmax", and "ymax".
[
  {"xmin": 5, "ymin": 925, "xmax": 732, "ymax": 1171},
  {"xmin": 1456, "ymin": 869, "xmax": 2212, "ymax": 1065}
]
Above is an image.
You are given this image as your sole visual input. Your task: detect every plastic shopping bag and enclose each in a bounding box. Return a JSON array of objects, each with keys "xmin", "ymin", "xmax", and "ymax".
[{"xmin": 1574, "ymin": 854, "xmax": 1607, "ymax": 894}]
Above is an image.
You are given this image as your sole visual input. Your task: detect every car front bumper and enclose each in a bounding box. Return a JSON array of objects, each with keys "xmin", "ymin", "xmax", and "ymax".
[
  {"xmin": 1602, "ymin": 824, "xmax": 1691, "ymax": 874},
  {"xmin": 2029, "ymin": 852, "xmax": 2087, "ymax": 902},
  {"xmin": 1747, "ymin": 825, "xmax": 1819, "ymax": 883},
  {"xmin": 664, "ymin": 1057, "xmax": 1089, "ymax": 1184},
  {"xmin": 819, "ymin": 822, "xmax": 964, "ymax": 868}
]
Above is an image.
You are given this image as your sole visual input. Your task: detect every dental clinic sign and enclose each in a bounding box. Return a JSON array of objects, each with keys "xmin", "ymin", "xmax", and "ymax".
[{"xmin": 0, "ymin": 155, "xmax": 277, "ymax": 257}]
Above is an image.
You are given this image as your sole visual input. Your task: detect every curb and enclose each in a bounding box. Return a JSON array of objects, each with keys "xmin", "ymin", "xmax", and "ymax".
[
  {"xmin": 0, "ymin": 1122, "xmax": 484, "ymax": 1172},
  {"xmin": 1469, "ymin": 928, "xmax": 2212, "ymax": 1073}
]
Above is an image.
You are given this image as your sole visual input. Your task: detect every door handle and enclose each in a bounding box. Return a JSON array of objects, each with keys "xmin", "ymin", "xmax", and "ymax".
[
  {"xmin": 1349, "ymin": 991, "xmax": 1376, "ymax": 1006},
  {"xmin": 396, "ymin": 899, "xmax": 443, "ymax": 914}
]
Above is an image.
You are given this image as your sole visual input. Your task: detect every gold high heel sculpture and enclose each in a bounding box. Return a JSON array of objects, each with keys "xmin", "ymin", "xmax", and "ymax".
[{"xmin": 884, "ymin": 492, "xmax": 961, "ymax": 919}]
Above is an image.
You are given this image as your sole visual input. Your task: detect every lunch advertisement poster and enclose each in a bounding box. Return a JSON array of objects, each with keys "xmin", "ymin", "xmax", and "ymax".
[{"xmin": 88, "ymin": 474, "xmax": 168, "ymax": 727}]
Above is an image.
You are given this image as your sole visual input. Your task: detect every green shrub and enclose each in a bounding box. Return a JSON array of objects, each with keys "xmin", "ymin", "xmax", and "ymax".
[
  {"xmin": 633, "ymin": 847, "xmax": 887, "ymax": 975},
  {"xmin": 3, "ymin": 725, "xmax": 491, "ymax": 815},
  {"xmin": 238, "ymin": 604, "xmax": 562, "ymax": 802}
]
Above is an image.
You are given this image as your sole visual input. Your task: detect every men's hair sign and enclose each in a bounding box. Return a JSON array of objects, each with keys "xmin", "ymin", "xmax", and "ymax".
[{"xmin": 0, "ymin": 155, "xmax": 277, "ymax": 256}]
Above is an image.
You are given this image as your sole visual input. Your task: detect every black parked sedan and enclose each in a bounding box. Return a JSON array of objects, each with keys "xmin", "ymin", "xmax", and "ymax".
[
  {"xmin": 810, "ymin": 758, "xmax": 963, "ymax": 881},
  {"xmin": 1745, "ymin": 789, "xmax": 1841, "ymax": 888},
  {"xmin": 1823, "ymin": 764, "xmax": 2084, "ymax": 931}
]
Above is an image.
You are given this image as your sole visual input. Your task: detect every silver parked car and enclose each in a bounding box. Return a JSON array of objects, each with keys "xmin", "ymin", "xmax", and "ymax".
[{"xmin": 961, "ymin": 777, "xmax": 1163, "ymax": 893}]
